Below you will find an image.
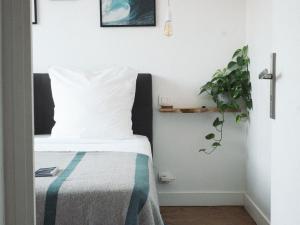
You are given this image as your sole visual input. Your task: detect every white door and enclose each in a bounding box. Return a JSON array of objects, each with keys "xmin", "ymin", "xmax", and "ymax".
[{"xmin": 271, "ymin": 0, "xmax": 300, "ymax": 224}]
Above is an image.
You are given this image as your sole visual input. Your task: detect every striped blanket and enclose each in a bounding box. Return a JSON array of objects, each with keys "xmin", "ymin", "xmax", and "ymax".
[{"xmin": 35, "ymin": 151, "xmax": 164, "ymax": 225}]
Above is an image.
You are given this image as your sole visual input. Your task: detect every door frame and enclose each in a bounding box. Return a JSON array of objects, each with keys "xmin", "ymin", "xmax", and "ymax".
[{"xmin": 1, "ymin": 0, "xmax": 35, "ymax": 224}]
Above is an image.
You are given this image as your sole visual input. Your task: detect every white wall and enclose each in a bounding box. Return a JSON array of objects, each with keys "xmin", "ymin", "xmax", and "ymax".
[
  {"xmin": 33, "ymin": 0, "xmax": 247, "ymax": 205},
  {"xmin": 245, "ymin": 0, "xmax": 272, "ymax": 223}
]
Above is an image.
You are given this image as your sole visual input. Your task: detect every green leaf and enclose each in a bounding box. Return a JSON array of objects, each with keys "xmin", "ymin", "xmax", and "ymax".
[
  {"xmin": 213, "ymin": 69, "xmax": 226, "ymax": 78},
  {"xmin": 236, "ymin": 113, "xmax": 249, "ymax": 123},
  {"xmin": 199, "ymin": 88, "xmax": 207, "ymax": 95},
  {"xmin": 247, "ymin": 58, "xmax": 251, "ymax": 65},
  {"xmin": 241, "ymin": 113, "xmax": 248, "ymax": 117},
  {"xmin": 233, "ymin": 90, "xmax": 241, "ymax": 99},
  {"xmin": 211, "ymin": 76, "xmax": 222, "ymax": 82},
  {"xmin": 242, "ymin": 45, "xmax": 249, "ymax": 55},
  {"xmin": 228, "ymin": 61, "xmax": 237, "ymax": 69},
  {"xmin": 246, "ymin": 100, "xmax": 253, "ymax": 109},
  {"xmin": 237, "ymin": 56, "xmax": 244, "ymax": 66},
  {"xmin": 213, "ymin": 117, "xmax": 223, "ymax": 127},
  {"xmin": 226, "ymin": 65, "xmax": 239, "ymax": 75},
  {"xmin": 219, "ymin": 103, "xmax": 228, "ymax": 112},
  {"xmin": 233, "ymin": 49, "xmax": 242, "ymax": 58},
  {"xmin": 212, "ymin": 142, "xmax": 221, "ymax": 147},
  {"xmin": 205, "ymin": 133, "xmax": 215, "ymax": 140}
]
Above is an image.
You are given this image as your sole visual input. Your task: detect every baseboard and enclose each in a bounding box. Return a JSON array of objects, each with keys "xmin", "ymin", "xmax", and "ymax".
[
  {"xmin": 244, "ymin": 194, "xmax": 270, "ymax": 225},
  {"xmin": 159, "ymin": 192, "xmax": 244, "ymax": 206}
]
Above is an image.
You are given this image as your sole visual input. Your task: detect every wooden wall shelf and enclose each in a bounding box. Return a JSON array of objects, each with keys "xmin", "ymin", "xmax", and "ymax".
[{"xmin": 159, "ymin": 107, "xmax": 240, "ymax": 113}]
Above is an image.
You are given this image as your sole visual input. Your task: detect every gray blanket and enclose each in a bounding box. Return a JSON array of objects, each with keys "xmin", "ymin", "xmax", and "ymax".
[{"xmin": 35, "ymin": 151, "xmax": 164, "ymax": 225}]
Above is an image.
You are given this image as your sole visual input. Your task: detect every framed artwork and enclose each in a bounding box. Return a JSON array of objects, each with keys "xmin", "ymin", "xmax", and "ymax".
[
  {"xmin": 32, "ymin": 0, "xmax": 37, "ymax": 24},
  {"xmin": 100, "ymin": 0, "xmax": 156, "ymax": 27}
]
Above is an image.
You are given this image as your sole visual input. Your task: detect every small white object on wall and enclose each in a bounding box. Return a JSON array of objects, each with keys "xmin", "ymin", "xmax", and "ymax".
[
  {"xmin": 159, "ymin": 171, "xmax": 176, "ymax": 184},
  {"xmin": 158, "ymin": 96, "xmax": 173, "ymax": 107}
]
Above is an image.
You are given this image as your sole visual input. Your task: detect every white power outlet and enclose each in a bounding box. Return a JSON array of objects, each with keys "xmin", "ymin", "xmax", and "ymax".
[{"xmin": 158, "ymin": 172, "xmax": 176, "ymax": 184}]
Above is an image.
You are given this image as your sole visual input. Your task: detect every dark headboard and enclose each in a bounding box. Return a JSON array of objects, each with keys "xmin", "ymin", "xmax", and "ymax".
[{"xmin": 33, "ymin": 73, "xmax": 153, "ymax": 147}]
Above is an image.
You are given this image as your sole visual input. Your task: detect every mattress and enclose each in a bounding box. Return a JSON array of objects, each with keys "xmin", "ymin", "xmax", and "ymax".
[{"xmin": 34, "ymin": 134, "xmax": 152, "ymax": 158}]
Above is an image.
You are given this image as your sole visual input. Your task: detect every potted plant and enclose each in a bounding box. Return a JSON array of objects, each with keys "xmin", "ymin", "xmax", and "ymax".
[{"xmin": 199, "ymin": 46, "xmax": 252, "ymax": 154}]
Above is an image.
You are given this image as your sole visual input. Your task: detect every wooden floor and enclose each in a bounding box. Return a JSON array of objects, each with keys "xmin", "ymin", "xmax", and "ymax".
[{"xmin": 160, "ymin": 206, "xmax": 256, "ymax": 225}]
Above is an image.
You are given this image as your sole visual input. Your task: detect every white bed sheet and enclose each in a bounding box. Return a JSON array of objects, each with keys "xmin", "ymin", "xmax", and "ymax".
[{"xmin": 34, "ymin": 135, "xmax": 152, "ymax": 158}]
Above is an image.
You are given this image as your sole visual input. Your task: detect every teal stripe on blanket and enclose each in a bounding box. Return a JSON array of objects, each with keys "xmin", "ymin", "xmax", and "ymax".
[
  {"xmin": 125, "ymin": 154, "xmax": 150, "ymax": 225},
  {"xmin": 43, "ymin": 152, "xmax": 86, "ymax": 225}
]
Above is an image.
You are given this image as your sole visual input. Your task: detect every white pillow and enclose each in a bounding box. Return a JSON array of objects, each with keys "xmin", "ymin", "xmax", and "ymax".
[{"xmin": 49, "ymin": 66, "xmax": 137, "ymax": 139}]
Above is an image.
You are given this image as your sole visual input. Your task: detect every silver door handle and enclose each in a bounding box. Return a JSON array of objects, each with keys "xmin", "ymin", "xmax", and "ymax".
[
  {"xmin": 259, "ymin": 69, "xmax": 273, "ymax": 80},
  {"xmin": 259, "ymin": 53, "xmax": 276, "ymax": 119}
]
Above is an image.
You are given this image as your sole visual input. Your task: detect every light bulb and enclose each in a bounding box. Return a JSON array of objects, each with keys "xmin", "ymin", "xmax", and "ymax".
[
  {"xmin": 164, "ymin": 20, "xmax": 173, "ymax": 37},
  {"xmin": 164, "ymin": 0, "xmax": 173, "ymax": 37}
]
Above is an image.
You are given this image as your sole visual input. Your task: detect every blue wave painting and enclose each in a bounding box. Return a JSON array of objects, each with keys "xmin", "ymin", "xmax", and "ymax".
[{"xmin": 101, "ymin": 0, "xmax": 155, "ymax": 26}]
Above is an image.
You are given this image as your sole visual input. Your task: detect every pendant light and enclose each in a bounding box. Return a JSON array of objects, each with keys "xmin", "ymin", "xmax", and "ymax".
[{"xmin": 164, "ymin": 0, "xmax": 173, "ymax": 37}]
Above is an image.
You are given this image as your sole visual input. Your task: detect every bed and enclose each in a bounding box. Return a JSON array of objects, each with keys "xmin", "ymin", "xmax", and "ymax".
[{"xmin": 34, "ymin": 73, "xmax": 164, "ymax": 225}]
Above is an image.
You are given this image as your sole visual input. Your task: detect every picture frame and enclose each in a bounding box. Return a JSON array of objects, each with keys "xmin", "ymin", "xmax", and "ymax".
[
  {"xmin": 100, "ymin": 0, "xmax": 156, "ymax": 27},
  {"xmin": 32, "ymin": 0, "xmax": 37, "ymax": 24}
]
